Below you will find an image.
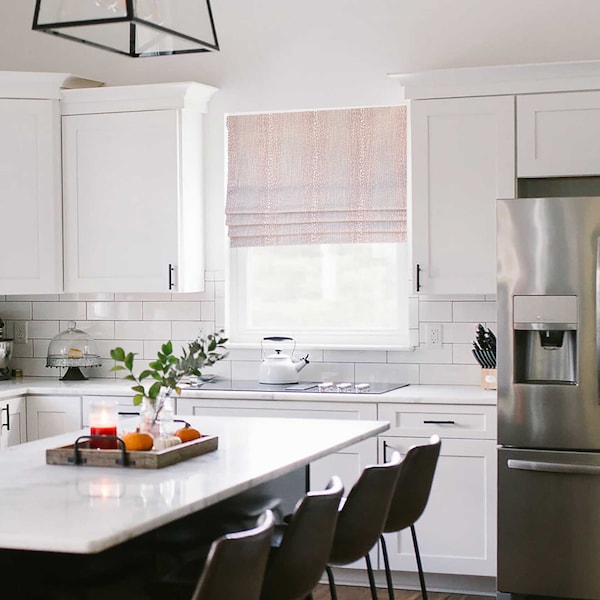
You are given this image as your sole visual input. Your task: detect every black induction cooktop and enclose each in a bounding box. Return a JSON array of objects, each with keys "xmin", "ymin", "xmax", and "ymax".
[{"xmin": 181, "ymin": 379, "xmax": 409, "ymax": 395}]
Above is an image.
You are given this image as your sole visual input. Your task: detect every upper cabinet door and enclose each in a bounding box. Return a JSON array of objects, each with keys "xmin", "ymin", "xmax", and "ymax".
[
  {"xmin": 518, "ymin": 91, "xmax": 600, "ymax": 177},
  {"xmin": 411, "ymin": 96, "xmax": 515, "ymax": 295},
  {"xmin": 62, "ymin": 108, "xmax": 204, "ymax": 293},
  {"xmin": 0, "ymin": 99, "xmax": 62, "ymax": 293}
]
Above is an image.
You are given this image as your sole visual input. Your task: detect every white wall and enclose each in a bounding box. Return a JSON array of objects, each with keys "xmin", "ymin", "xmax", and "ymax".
[{"xmin": 0, "ymin": 1, "xmax": 596, "ymax": 383}]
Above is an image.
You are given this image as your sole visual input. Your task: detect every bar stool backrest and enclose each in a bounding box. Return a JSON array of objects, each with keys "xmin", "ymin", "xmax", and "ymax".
[
  {"xmin": 260, "ymin": 476, "xmax": 344, "ymax": 600},
  {"xmin": 383, "ymin": 435, "xmax": 442, "ymax": 534},
  {"xmin": 329, "ymin": 451, "xmax": 402, "ymax": 565},
  {"xmin": 191, "ymin": 509, "xmax": 275, "ymax": 600}
]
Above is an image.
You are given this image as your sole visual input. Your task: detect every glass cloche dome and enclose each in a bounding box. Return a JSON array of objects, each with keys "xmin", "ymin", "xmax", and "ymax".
[{"xmin": 46, "ymin": 321, "xmax": 102, "ymax": 380}]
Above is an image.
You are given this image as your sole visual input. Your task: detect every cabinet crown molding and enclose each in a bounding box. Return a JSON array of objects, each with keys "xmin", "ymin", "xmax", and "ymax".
[
  {"xmin": 390, "ymin": 59, "xmax": 600, "ymax": 100},
  {"xmin": 61, "ymin": 81, "xmax": 218, "ymax": 115},
  {"xmin": 0, "ymin": 71, "xmax": 103, "ymax": 100}
]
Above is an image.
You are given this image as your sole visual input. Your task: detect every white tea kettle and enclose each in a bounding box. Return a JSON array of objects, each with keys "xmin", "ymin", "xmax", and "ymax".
[{"xmin": 259, "ymin": 336, "xmax": 309, "ymax": 384}]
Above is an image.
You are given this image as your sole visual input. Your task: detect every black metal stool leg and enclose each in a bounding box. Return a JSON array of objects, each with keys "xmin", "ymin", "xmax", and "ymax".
[
  {"xmin": 380, "ymin": 533, "xmax": 395, "ymax": 600},
  {"xmin": 411, "ymin": 525, "xmax": 428, "ymax": 600},
  {"xmin": 365, "ymin": 552, "xmax": 378, "ymax": 600},
  {"xmin": 326, "ymin": 565, "xmax": 338, "ymax": 600}
]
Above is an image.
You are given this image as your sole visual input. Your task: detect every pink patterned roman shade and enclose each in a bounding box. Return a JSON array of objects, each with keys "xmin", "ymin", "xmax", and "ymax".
[{"xmin": 225, "ymin": 106, "xmax": 407, "ymax": 247}]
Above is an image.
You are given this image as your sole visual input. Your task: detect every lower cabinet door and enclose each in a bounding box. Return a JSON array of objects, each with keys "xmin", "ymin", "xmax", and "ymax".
[
  {"xmin": 379, "ymin": 436, "xmax": 497, "ymax": 577},
  {"xmin": 26, "ymin": 395, "xmax": 82, "ymax": 441},
  {"xmin": 0, "ymin": 397, "xmax": 26, "ymax": 447}
]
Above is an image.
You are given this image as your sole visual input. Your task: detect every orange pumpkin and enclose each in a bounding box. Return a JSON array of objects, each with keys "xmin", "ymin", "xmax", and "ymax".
[
  {"xmin": 174, "ymin": 423, "xmax": 201, "ymax": 443},
  {"xmin": 122, "ymin": 428, "xmax": 154, "ymax": 451}
]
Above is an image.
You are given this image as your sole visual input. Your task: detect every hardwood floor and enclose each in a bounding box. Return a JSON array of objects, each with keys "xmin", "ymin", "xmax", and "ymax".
[{"xmin": 312, "ymin": 585, "xmax": 488, "ymax": 600}]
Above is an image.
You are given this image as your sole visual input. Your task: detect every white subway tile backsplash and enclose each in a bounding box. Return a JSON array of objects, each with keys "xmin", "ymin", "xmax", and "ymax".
[
  {"xmin": 171, "ymin": 321, "xmax": 218, "ymax": 341},
  {"xmin": 300, "ymin": 362, "xmax": 355, "ymax": 383},
  {"xmin": 7, "ymin": 294, "xmax": 59, "ymax": 302},
  {"xmin": 13, "ymin": 341, "xmax": 33, "ymax": 358},
  {"xmin": 28, "ymin": 320, "xmax": 60, "ymax": 339},
  {"xmin": 115, "ymin": 321, "xmax": 172, "ymax": 340},
  {"xmin": 453, "ymin": 343, "xmax": 479, "ymax": 365},
  {"xmin": 61, "ymin": 320, "xmax": 115, "ymax": 340},
  {"xmin": 388, "ymin": 344, "xmax": 453, "ymax": 364},
  {"xmin": 6, "ymin": 285, "xmax": 496, "ymax": 386},
  {"xmin": 143, "ymin": 302, "xmax": 200, "ymax": 321},
  {"xmin": 173, "ymin": 282, "xmax": 215, "ymax": 302},
  {"xmin": 33, "ymin": 302, "xmax": 85, "ymax": 321},
  {"xmin": 60, "ymin": 293, "xmax": 115, "ymax": 301},
  {"xmin": 441, "ymin": 322, "xmax": 480, "ymax": 344},
  {"xmin": 323, "ymin": 349, "xmax": 387, "ymax": 363},
  {"xmin": 452, "ymin": 301, "xmax": 496, "ymax": 323},
  {"xmin": 96, "ymin": 339, "xmax": 143, "ymax": 359},
  {"xmin": 419, "ymin": 363, "xmax": 481, "ymax": 385},
  {"xmin": 200, "ymin": 301, "xmax": 216, "ymax": 322},
  {"xmin": 87, "ymin": 302, "xmax": 142, "ymax": 321},
  {"xmin": 419, "ymin": 301, "xmax": 453, "ymax": 322},
  {"xmin": 355, "ymin": 362, "xmax": 420, "ymax": 384},
  {"xmin": 115, "ymin": 293, "xmax": 172, "ymax": 301},
  {"xmin": 11, "ymin": 357, "xmax": 52, "ymax": 377},
  {"xmin": 33, "ymin": 339, "xmax": 50, "ymax": 358}
]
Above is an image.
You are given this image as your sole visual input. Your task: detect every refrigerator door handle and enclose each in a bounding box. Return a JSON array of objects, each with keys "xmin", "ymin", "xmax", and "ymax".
[{"xmin": 508, "ymin": 458, "xmax": 600, "ymax": 475}]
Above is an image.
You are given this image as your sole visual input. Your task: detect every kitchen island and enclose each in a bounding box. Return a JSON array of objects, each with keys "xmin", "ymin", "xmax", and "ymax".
[{"xmin": 0, "ymin": 414, "xmax": 388, "ymax": 598}]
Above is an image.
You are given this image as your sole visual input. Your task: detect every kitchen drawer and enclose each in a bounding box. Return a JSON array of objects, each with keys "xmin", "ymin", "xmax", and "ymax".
[
  {"xmin": 177, "ymin": 398, "xmax": 377, "ymax": 421},
  {"xmin": 378, "ymin": 403, "xmax": 496, "ymax": 440}
]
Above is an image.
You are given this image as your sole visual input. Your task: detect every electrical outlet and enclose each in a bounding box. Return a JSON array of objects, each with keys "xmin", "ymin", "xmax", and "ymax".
[
  {"xmin": 425, "ymin": 323, "xmax": 442, "ymax": 346},
  {"xmin": 14, "ymin": 321, "xmax": 28, "ymax": 344}
]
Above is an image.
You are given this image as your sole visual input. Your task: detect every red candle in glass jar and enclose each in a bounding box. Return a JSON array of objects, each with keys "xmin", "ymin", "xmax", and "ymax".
[{"xmin": 89, "ymin": 400, "xmax": 118, "ymax": 449}]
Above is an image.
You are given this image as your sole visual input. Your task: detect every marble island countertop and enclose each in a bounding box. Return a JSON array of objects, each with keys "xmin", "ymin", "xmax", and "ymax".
[
  {"xmin": 0, "ymin": 415, "xmax": 388, "ymax": 554},
  {"xmin": 0, "ymin": 377, "xmax": 496, "ymax": 405}
]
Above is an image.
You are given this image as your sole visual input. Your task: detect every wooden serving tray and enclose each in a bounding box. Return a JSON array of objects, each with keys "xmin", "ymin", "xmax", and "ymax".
[{"xmin": 46, "ymin": 434, "xmax": 219, "ymax": 469}]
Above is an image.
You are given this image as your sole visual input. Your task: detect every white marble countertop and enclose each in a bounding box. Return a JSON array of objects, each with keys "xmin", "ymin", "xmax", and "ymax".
[
  {"xmin": 0, "ymin": 415, "xmax": 388, "ymax": 554},
  {"xmin": 0, "ymin": 377, "xmax": 496, "ymax": 405}
]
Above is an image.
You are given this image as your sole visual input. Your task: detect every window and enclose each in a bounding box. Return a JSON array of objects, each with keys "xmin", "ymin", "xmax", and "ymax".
[{"xmin": 226, "ymin": 106, "xmax": 409, "ymax": 348}]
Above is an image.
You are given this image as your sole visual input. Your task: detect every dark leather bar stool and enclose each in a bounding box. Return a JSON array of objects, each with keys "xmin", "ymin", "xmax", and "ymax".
[
  {"xmin": 380, "ymin": 435, "xmax": 442, "ymax": 600},
  {"xmin": 326, "ymin": 451, "xmax": 402, "ymax": 600},
  {"xmin": 154, "ymin": 509, "xmax": 275, "ymax": 600},
  {"xmin": 260, "ymin": 476, "xmax": 344, "ymax": 600}
]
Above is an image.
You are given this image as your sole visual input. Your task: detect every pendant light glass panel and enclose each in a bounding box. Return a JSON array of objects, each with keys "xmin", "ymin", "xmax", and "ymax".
[{"xmin": 32, "ymin": 0, "xmax": 219, "ymax": 57}]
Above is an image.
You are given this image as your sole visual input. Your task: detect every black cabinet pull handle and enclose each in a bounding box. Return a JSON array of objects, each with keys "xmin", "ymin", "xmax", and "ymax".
[
  {"xmin": 168, "ymin": 264, "xmax": 175, "ymax": 290},
  {"xmin": 416, "ymin": 263, "xmax": 422, "ymax": 292},
  {"xmin": 1, "ymin": 405, "xmax": 10, "ymax": 431},
  {"xmin": 423, "ymin": 419, "xmax": 456, "ymax": 425}
]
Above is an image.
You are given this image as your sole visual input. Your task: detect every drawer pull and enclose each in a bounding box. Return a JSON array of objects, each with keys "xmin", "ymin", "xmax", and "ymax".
[{"xmin": 423, "ymin": 420, "xmax": 456, "ymax": 425}]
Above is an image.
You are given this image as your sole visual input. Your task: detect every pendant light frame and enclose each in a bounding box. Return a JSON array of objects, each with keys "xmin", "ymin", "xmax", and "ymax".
[{"xmin": 32, "ymin": 0, "xmax": 220, "ymax": 58}]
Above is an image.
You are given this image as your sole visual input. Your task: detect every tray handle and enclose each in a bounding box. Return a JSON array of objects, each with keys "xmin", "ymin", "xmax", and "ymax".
[{"xmin": 72, "ymin": 435, "xmax": 129, "ymax": 466}]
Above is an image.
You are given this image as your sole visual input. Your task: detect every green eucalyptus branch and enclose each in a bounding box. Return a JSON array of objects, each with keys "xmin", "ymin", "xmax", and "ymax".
[{"xmin": 110, "ymin": 332, "xmax": 228, "ymax": 414}]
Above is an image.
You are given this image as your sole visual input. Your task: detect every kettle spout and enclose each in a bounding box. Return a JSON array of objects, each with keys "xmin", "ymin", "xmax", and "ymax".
[{"xmin": 294, "ymin": 354, "xmax": 310, "ymax": 372}]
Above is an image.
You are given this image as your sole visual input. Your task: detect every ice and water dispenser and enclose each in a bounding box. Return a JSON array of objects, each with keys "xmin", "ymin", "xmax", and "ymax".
[{"xmin": 513, "ymin": 295, "xmax": 578, "ymax": 385}]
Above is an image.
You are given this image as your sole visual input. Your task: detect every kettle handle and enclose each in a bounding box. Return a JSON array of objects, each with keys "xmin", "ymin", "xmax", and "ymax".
[{"xmin": 261, "ymin": 336, "xmax": 296, "ymax": 360}]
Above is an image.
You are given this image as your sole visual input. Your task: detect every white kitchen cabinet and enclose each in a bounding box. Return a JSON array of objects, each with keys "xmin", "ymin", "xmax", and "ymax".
[
  {"xmin": 410, "ymin": 96, "xmax": 515, "ymax": 295},
  {"xmin": 0, "ymin": 72, "xmax": 101, "ymax": 295},
  {"xmin": 0, "ymin": 396, "xmax": 26, "ymax": 447},
  {"xmin": 0, "ymin": 99, "xmax": 62, "ymax": 293},
  {"xmin": 26, "ymin": 395, "xmax": 81, "ymax": 441},
  {"xmin": 518, "ymin": 91, "xmax": 600, "ymax": 177},
  {"xmin": 61, "ymin": 82, "xmax": 217, "ymax": 293},
  {"xmin": 378, "ymin": 403, "xmax": 497, "ymax": 577}
]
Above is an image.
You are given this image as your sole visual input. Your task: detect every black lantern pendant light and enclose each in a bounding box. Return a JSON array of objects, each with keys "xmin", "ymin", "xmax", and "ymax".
[{"xmin": 32, "ymin": 0, "xmax": 219, "ymax": 58}]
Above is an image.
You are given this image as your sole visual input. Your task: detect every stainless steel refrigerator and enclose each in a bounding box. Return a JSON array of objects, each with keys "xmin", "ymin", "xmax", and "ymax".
[{"xmin": 497, "ymin": 196, "xmax": 600, "ymax": 600}]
